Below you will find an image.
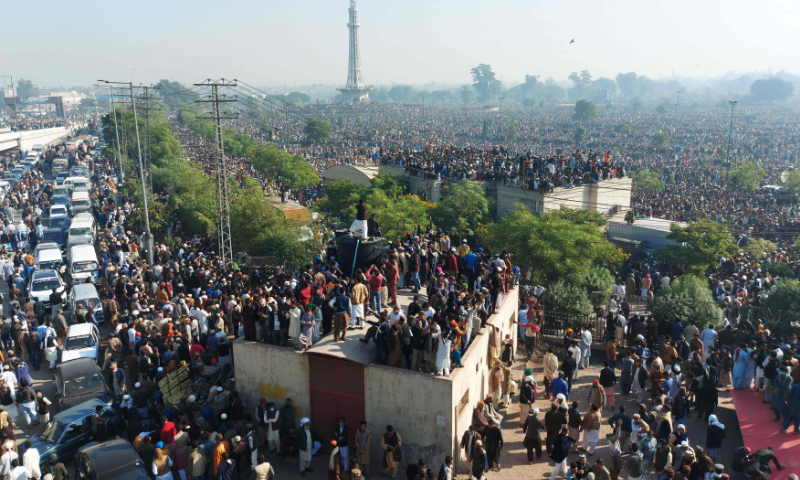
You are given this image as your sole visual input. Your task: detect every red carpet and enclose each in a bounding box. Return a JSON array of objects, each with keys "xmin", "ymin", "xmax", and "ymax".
[{"xmin": 729, "ymin": 386, "xmax": 800, "ymax": 480}]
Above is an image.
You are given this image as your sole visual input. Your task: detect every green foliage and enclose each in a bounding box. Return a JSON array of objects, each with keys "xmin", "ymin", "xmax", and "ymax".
[
  {"xmin": 749, "ymin": 77, "xmax": 795, "ymax": 103},
  {"xmin": 482, "ymin": 205, "xmax": 625, "ymax": 287},
  {"xmin": 230, "ymin": 178, "xmax": 309, "ymax": 263},
  {"xmin": 311, "ymin": 179, "xmax": 366, "ymax": 214},
  {"xmin": 304, "ymin": 117, "xmax": 331, "ymax": 143},
  {"xmin": 337, "ymin": 115, "xmax": 345, "ymax": 126},
  {"xmin": 614, "ymin": 123, "xmax": 632, "ymax": 134},
  {"xmin": 247, "ymin": 145, "xmax": 319, "ymax": 189},
  {"xmin": 389, "ymin": 85, "xmax": 414, "ymax": 103},
  {"xmin": 655, "ymin": 104, "xmax": 668, "ymax": 114},
  {"xmin": 157, "ymin": 80, "xmax": 200, "ymax": 107},
  {"xmin": 648, "ymin": 275, "xmax": 724, "ymax": 327},
  {"xmin": 148, "ymin": 122, "xmax": 183, "ymax": 166},
  {"xmin": 432, "ymin": 179, "xmax": 490, "ymax": 240},
  {"xmin": 631, "ymin": 171, "xmax": 664, "ymax": 194},
  {"xmin": 369, "ymin": 173, "xmax": 405, "ymax": 199},
  {"xmin": 651, "ymin": 131, "xmax": 669, "ymax": 148},
  {"xmin": 507, "ymin": 122, "xmax": 518, "ymax": 142},
  {"xmin": 729, "ymin": 161, "xmax": 765, "ymax": 191},
  {"xmin": 482, "ymin": 118, "xmax": 492, "ymax": 140},
  {"xmin": 764, "ymin": 280, "xmax": 800, "ymax": 311},
  {"xmin": 573, "ymin": 100, "xmax": 598, "ymax": 122},
  {"xmin": 744, "ymin": 239, "xmax": 777, "ymax": 261},
  {"xmin": 15, "ymin": 79, "xmax": 37, "ymax": 99},
  {"xmin": 541, "ymin": 280, "xmax": 593, "ymax": 316},
  {"xmin": 582, "ymin": 267, "xmax": 616, "ymax": 306},
  {"xmin": 659, "ymin": 220, "xmax": 738, "ymax": 275},
  {"xmin": 471, "ymin": 64, "xmax": 502, "ymax": 103},
  {"xmin": 779, "ymin": 171, "xmax": 800, "ymax": 195},
  {"xmin": 574, "ymin": 125, "xmax": 587, "ymax": 145}
]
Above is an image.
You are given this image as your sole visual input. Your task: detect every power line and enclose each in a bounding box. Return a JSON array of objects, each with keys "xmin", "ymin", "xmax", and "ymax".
[{"xmin": 194, "ymin": 79, "xmax": 238, "ymax": 266}]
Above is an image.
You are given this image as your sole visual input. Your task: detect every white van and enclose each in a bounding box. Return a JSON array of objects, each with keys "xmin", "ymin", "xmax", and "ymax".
[
  {"xmin": 68, "ymin": 244, "xmax": 99, "ymax": 281},
  {"xmin": 69, "ymin": 190, "xmax": 91, "ymax": 216},
  {"xmin": 63, "ymin": 177, "xmax": 90, "ymax": 190},
  {"xmin": 67, "ymin": 217, "xmax": 95, "ymax": 247},
  {"xmin": 35, "ymin": 244, "xmax": 63, "ymax": 270}
]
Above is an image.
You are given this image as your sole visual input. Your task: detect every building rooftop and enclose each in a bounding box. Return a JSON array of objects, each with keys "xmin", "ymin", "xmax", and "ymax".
[{"xmin": 609, "ymin": 217, "xmax": 687, "ymax": 232}]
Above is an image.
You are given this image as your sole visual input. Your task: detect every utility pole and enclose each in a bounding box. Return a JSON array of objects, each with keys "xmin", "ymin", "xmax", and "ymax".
[
  {"xmin": 107, "ymin": 86, "xmax": 124, "ymax": 181},
  {"xmin": 195, "ymin": 79, "xmax": 238, "ymax": 267},
  {"xmin": 137, "ymin": 86, "xmax": 159, "ymax": 199},
  {"xmin": 99, "ymin": 80, "xmax": 152, "ymax": 264},
  {"xmin": 726, "ymin": 100, "xmax": 738, "ymax": 163}
]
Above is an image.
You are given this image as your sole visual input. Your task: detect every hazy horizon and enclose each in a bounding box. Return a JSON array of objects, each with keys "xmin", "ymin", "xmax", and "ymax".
[{"xmin": 4, "ymin": 0, "xmax": 800, "ymax": 89}]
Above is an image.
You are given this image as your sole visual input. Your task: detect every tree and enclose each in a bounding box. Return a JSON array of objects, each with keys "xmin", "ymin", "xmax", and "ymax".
[
  {"xmin": 507, "ymin": 122, "xmax": 518, "ymax": 142},
  {"xmin": 631, "ymin": 171, "xmax": 664, "ymax": 194},
  {"xmin": 311, "ymin": 179, "xmax": 366, "ymax": 214},
  {"xmin": 15, "ymin": 79, "xmax": 37, "ymax": 99},
  {"xmin": 573, "ymin": 100, "xmax": 598, "ymax": 122},
  {"xmin": 520, "ymin": 75, "xmax": 539, "ymax": 100},
  {"xmin": 157, "ymin": 80, "xmax": 200, "ymax": 107},
  {"xmin": 247, "ymin": 145, "xmax": 319, "ymax": 189},
  {"xmin": 542, "ymin": 280, "xmax": 593, "ymax": 316},
  {"xmin": 744, "ymin": 239, "xmax": 777, "ymax": 261},
  {"xmin": 593, "ymin": 77, "xmax": 617, "ymax": 98},
  {"xmin": 482, "ymin": 205, "xmax": 625, "ymax": 287},
  {"xmin": 655, "ymin": 104, "xmax": 668, "ymax": 114},
  {"xmin": 764, "ymin": 280, "xmax": 800, "ymax": 312},
  {"xmin": 470, "ymin": 64, "xmax": 502, "ymax": 103},
  {"xmin": 574, "ymin": 125, "xmax": 587, "ymax": 145},
  {"xmin": 614, "ymin": 123, "xmax": 632, "ymax": 134},
  {"xmin": 304, "ymin": 118, "xmax": 331, "ymax": 143},
  {"xmin": 337, "ymin": 115, "xmax": 345, "ymax": 126},
  {"xmin": 659, "ymin": 220, "xmax": 738, "ymax": 275},
  {"xmin": 460, "ymin": 86, "xmax": 475, "ymax": 104},
  {"xmin": 648, "ymin": 276, "xmax": 724, "ymax": 327},
  {"xmin": 729, "ymin": 161, "xmax": 765, "ymax": 191},
  {"xmin": 616, "ymin": 72, "xmax": 639, "ymax": 97},
  {"xmin": 389, "ymin": 85, "xmax": 414, "ymax": 103},
  {"xmin": 482, "ymin": 118, "xmax": 492, "ymax": 140},
  {"xmin": 630, "ymin": 97, "xmax": 644, "ymax": 110},
  {"xmin": 652, "ymin": 131, "xmax": 669, "ymax": 149},
  {"xmin": 749, "ymin": 77, "xmax": 795, "ymax": 103},
  {"xmin": 778, "ymin": 171, "xmax": 800, "ymax": 195},
  {"xmin": 432, "ymin": 179, "xmax": 490, "ymax": 240}
]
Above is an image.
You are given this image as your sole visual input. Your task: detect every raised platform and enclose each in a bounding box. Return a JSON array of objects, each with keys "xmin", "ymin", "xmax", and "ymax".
[{"xmin": 728, "ymin": 385, "xmax": 799, "ymax": 480}]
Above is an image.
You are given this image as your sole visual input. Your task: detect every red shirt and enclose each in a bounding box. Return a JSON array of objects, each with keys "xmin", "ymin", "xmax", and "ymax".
[{"xmin": 161, "ymin": 421, "xmax": 177, "ymax": 445}]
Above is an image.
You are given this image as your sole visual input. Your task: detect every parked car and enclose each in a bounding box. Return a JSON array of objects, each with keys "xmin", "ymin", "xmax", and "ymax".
[
  {"xmin": 28, "ymin": 399, "xmax": 121, "ymax": 472},
  {"xmin": 49, "ymin": 205, "xmax": 69, "ymax": 221},
  {"xmin": 52, "ymin": 358, "xmax": 111, "ymax": 412},
  {"xmin": 60, "ymin": 323, "xmax": 100, "ymax": 363},
  {"xmin": 75, "ymin": 438, "xmax": 149, "ymax": 480}
]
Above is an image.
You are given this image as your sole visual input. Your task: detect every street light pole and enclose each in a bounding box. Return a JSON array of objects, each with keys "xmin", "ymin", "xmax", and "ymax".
[
  {"xmin": 726, "ymin": 100, "xmax": 738, "ymax": 163},
  {"xmin": 99, "ymin": 80, "xmax": 152, "ymax": 265}
]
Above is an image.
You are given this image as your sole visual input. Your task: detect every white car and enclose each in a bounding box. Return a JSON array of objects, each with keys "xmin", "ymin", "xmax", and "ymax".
[
  {"xmin": 50, "ymin": 204, "xmax": 69, "ymax": 220},
  {"xmin": 60, "ymin": 323, "xmax": 100, "ymax": 363},
  {"xmin": 27, "ymin": 270, "xmax": 65, "ymax": 310}
]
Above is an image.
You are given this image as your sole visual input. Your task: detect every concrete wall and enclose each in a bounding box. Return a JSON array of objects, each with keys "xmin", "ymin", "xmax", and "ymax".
[
  {"xmin": 496, "ymin": 185, "xmax": 544, "ymax": 217},
  {"xmin": 594, "ymin": 178, "xmax": 632, "ymax": 215},
  {"xmin": 364, "ymin": 364, "xmax": 453, "ymax": 470},
  {"xmin": 0, "ymin": 127, "xmax": 71, "ymax": 152},
  {"xmin": 380, "ymin": 165, "xmax": 444, "ymax": 202},
  {"xmin": 232, "ymin": 339, "xmax": 311, "ymax": 430},
  {"xmin": 449, "ymin": 287, "xmax": 518, "ymax": 470}
]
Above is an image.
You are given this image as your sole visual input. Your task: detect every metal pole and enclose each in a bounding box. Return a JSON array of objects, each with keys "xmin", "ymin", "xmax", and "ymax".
[
  {"xmin": 109, "ymin": 87, "xmax": 124, "ymax": 181},
  {"xmin": 128, "ymin": 82, "xmax": 154, "ymax": 265},
  {"xmin": 726, "ymin": 100, "xmax": 737, "ymax": 163}
]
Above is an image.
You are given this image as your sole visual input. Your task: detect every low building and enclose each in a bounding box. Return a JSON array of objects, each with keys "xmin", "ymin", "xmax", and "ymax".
[
  {"xmin": 607, "ymin": 217, "xmax": 686, "ymax": 250},
  {"xmin": 232, "ymin": 287, "xmax": 519, "ymax": 472},
  {"xmin": 319, "ymin": 164, "xmax": 379, "ymax": 187}
]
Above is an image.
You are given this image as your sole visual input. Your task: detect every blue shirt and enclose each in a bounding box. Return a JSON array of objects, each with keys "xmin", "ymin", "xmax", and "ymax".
[
  {"xmin": 550, "ymin": 377, "xmax": 569, "ymax": 399},
  {"xmin": 670, "ymin": 322, "xmax": 685, "ymax": 342},
  {"xmin": 463, "ymin": 252, "xmax": 478, "ymax": 269}
]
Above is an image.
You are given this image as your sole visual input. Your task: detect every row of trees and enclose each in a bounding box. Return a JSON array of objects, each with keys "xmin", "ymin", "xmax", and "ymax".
[
  {"xmin": 101, "ymin": 105, "xmax": 313, "ymax": 263},
  {"xmin": 177, "ymin": 108, "xmax": 319, "ymax": 189}
]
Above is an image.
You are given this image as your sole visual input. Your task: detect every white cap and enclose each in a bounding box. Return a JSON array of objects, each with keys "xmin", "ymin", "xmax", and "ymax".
[
  {"xmin": 680, "ymin": 440, "xmax": 689, "ymax": 447},
  {"xmin": 234, "ymin": 436, "xmax": 241, "ymax": 442},
  {"xmin": 533, "ymin": 408, "xmax": 540, "ymax": 415},
  {"xmin": 217, "ymin": 386, "xmax": 224, "ymax": 392},
  {"xmin": 188, "ymin": 395, "xmax": 196, "ymax": 402},
  {"xmin": 637, "ymin": 334, "xmax": 644, "ymax": 340},
  {"xmin": 135, "ymin": 382, "xmax": 141, "ymax": 388},
  {"xmin": 123, "ymin": 395, "xmax": 130, "ymax": 400},
  {"xmin": 676, "ymin": 424, "xmax": 685, "ymax": 430},
  {"xmin": 158, "ymin": 367, "xmax": 163, "ymax": 372},
  {"xmin": 221, "ymin": 413, "xmax": 227, "ymax": 420},
  {"xmin": 300, "ymin": 417, "xmax": 310, "ymax": 425}
]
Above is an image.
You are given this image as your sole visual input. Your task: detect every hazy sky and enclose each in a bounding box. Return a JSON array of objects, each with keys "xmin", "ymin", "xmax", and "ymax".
[{"xmin": 5, "ymin": 0, "xmax": 800, "ymax": 89}]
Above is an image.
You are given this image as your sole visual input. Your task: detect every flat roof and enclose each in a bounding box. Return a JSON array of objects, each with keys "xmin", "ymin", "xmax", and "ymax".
[
  {"xmin": 320, "ymin": 164, "xmax": 379, "ymax": 187},
  {"xmin": 609, "ymin": 217, "xmax": 687, "ymax": 232}
]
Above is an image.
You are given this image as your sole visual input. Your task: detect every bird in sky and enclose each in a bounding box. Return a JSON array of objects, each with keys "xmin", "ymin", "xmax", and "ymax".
[{"xmin": 570, "ymin": 39, "xmax": 574, "ymax": 44}]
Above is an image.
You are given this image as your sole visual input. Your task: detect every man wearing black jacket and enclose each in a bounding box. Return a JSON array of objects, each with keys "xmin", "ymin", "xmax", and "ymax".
[
  {"xmin": 333, "ymin": 416, "xmax": 350, "ymax": 472},
  {"xmin": 550, "ymin": 425, "xmax": 576, "ymax": 480},
  {"xmin": 763, "ymin": 350, "xmax": 780, "ymax": 403}
]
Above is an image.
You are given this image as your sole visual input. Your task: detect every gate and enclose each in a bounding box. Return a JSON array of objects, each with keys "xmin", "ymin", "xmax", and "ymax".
[{"xmin": 308, "ymin": 354, "xmax": 365, "ymax": 450}]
